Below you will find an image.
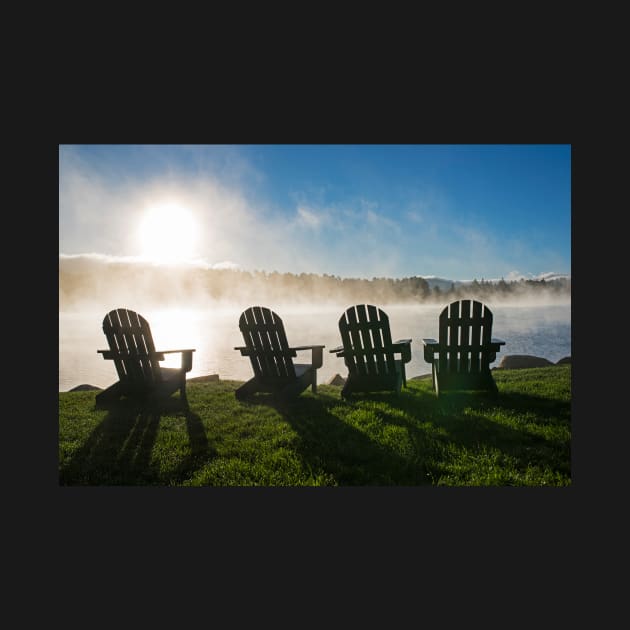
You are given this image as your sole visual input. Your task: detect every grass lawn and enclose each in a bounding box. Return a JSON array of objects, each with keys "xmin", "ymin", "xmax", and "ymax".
[{"xmin": 58, "ymin": 365, "xmax": 571, "ymax": 486}]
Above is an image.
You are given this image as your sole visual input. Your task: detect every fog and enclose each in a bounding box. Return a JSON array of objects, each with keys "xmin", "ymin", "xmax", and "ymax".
[
  {"xmin": 59, "ymin": 151, "xmax": 570, "ymax": 283},
  {"xmin": 60, "ymin": 254, "xmax": 571, "ymax": 318},
  {"xmin": 59, "ymin": 164, "xmax": 419, "ymax": 280},
  {"xmin": 59, "ymin": 256, "xmax": 571, "ymax": 392}
]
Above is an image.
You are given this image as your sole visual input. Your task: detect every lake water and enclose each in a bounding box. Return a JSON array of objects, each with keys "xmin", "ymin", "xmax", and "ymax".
[{"xmin": 59, "ymin": 302, "xmax": 571, "ymax": 392}]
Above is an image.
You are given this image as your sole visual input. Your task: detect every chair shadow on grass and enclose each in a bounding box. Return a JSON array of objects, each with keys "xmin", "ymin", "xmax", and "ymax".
[
  {"xmin": 60, "ymin": 396, "xmax": 214, "ymax": 486},
  {"xmin": 380, "ymin": 386, "xmax": 571, "ymax": 483},
  {"xmin": 250, "ymin": 383, "xmax": 570, "ymax": 486},
  {"xmin": 248, "ymin": 391, "xmax": 433, "ymax": 485}
]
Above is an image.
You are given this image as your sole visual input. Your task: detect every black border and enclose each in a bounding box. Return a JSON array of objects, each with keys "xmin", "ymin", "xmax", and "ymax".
[{"xmin": 49, "ymin": 102, "xmax": 589, "ymax": 605}]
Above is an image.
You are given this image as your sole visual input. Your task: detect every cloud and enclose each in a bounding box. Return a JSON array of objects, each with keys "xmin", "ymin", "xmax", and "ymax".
[
  {"xmin": 451, "ymin": 225, "xmax": 492, "ymax": 248},
  {"xmin": 296, "ymin": 206, "xmax": 326, "ymax": 229},
  {"xmin": 211, "ymin": 260, "xmax": 241, "ymax": 270},
  {"xmin": 404, "ymin": 198, "xmax": 435, "ymax": 224},
  {"xmin": 58, "ymin": 149, "xmax": 446, "ymax": 278},
  {"xmin": 504, "ymin": 270, "xmax": 570, "ymax": 282},
  {"xmin": 406, "ymin": 211, "xmax": 423, "ymax": 223},
  {"xmin": 59, "ymin": 147, "xmax": 569, "ymax": 282},
  {"xmin": 59, "ymin": 252, "xmax": 239, "ymax": 272},
  {"xmin": 366, "ymin": 208, "xmax": 397, "ymax": 230}
]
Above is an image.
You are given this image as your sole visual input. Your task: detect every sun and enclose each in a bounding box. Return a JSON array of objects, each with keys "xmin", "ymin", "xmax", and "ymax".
[{"xmin": 137, "ymin": 202, "xmax": 198, "ymax": 264}]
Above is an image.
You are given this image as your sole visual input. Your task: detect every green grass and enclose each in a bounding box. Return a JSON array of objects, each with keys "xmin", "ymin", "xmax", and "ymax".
[{"xmin": 58, "ymin": 365, "xmax": 571, "ymax": 486}]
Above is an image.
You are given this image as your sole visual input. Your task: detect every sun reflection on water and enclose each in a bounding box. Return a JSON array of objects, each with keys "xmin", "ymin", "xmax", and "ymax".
[{"xmin": 59, "ymin": 303, "xmax": 571, "ymax": 392}]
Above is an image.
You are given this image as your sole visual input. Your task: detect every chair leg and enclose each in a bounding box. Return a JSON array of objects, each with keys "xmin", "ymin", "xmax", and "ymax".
[
  {"xmin": 433, "ymin": 363, "xmax": 441, "ymax": 398},
  {"xmin": 279, "ymin": 371, "xmax": 312, "ymax": 399},
  {"xmin": 95, "ymin": 382, "xmax": 123, "ymax": 406},
  {"xmin": 235, "ymin": 378, "xmax": 259, "ymax": 400},
  {"xmin": 180, "ymin": 383, "xmax": 189, "ymax": 407},
  {"xmin": 488, "ymin": 373, "xmax": 499, "ymax": 397},
  {"xmin": 341, "ymin": 379, "xmax": 352, "ymax": 400}
]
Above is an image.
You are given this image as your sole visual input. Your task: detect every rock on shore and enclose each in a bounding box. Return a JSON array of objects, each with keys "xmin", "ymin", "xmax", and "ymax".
[
  {"xmin": 188, "ymin": 374, "xmax": 220, "ymax": 382},
  {"xmin": 68, "ymin": 384, "xmax": 102, "ymax": 392},
  {"xmin": 65, "ymin": 359, "xmax": 571, "ymax": 392},
  {"xmin": 327, "ymin": 374, "xmax": 346, "ymax": 386},
  {"xmin": 497, "ymin": 355, "xmax": 556, "ymax": 369}
]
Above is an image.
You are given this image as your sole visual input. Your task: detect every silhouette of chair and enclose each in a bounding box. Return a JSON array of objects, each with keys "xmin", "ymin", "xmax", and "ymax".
[
  {"xmin": 330, "ymin": 304, "xmax": 412, "ymax": 399},
  {"xmin": 234, "ymin": 306, "xmax": 324, "ymax": 400},
  {"xmin": 422, "ymin": 299, "xmax": 505, "ymax": 397},
  {"xmin": 96, "ymin": 308, "xmax": 195, "ymax": 407}
]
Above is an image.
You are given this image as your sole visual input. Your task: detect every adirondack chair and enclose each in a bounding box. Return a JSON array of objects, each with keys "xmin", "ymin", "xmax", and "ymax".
[
  {"xmin": 421, "ymin": 299, "xmax": 505, "ymax": 397},
  {"xmin": 330, "ymin": 304, "xmax": 412, "ymax": 399},
  {"xmin": 96, "ymin": 308, "xmax": 195, "ymax": 407},
  {"xmin": 234, "ymin": 306, "xmax": 324, "ymax": 400}
]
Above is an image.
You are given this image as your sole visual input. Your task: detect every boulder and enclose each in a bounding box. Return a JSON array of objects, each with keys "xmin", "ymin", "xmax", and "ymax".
[
  {"xmin": 409, "ymin": 373, "xmax": 432, "ymax": 380},
  {"xmin": 188, "ymin": 374, "xmax": 220, "ymax": 382},
  {"xmin": 68, "ymin": 384, "xmax": 102, "ymax": 392},
  {"xmin": 498, "ymin": 355, "xmax": 554, "ymax": 369},
  {"xmin": 327, "ymin": 374, "xmax": 346, "ymax": 386}
]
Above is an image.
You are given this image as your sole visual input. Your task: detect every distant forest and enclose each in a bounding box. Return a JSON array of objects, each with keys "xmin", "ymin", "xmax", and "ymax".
[{"xmin": 59, "ymin": 259, "xmax": 571, "ymax": 308}]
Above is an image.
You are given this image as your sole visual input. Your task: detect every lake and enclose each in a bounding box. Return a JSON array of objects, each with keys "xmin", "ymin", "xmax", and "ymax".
[{"xmin": 59, "ymin": 302, "xmax": 571, "ymax": 392}]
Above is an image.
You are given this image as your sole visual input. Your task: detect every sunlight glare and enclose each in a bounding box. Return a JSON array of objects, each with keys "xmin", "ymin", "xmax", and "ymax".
[{"xmin": 138, "ymin": 202, "xmax": 198, "ymax": 264}]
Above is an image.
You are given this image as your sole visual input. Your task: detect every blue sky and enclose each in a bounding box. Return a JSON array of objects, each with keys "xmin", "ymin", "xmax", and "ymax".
[{"xmin": 59, "ymin": 144, "xmax": 571, "ymax": 281}]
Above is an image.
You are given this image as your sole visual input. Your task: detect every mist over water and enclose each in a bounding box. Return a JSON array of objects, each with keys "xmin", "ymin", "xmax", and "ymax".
[
  {"xmin": 59, "ymin": 300, "xmax": 571, "ymax": 392},
  {"xmin": 59, "ymin": 255, "xmax": 571, "ymax": 391}
]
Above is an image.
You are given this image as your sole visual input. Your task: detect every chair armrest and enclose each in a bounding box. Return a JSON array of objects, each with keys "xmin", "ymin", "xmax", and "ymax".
[
  {"xmin": 99, "ymin": 348, "xmax": 194, "ymax": 372},
  {"xmin": 291, "ymin": 345, "xmax": 325, "ymax": 351},
  {"xmin": 98, "ymin": 349, "xmax": 166, "ymax": 360},
  {"xmin": 392, "ymin": 339, "xmax": 412, "ymax": 363},
  {"xmin": 155, "ymin": 349, "xmax": 195, "ymax": 372},
  {"xmin": 329, "ymin": 345, "xmax": 344, "ymax": 354},
  {"xmin": 99, "ymin": 348, "xmax": 195, "ymax": 356},
  {"xmin": 292, "ymin": 345, "xmax": 325, "ymax": 369},
  {"xmin": 421, "ymin": 338, "xmax": 439, "ymax": 364},
  {"xmin": 235, "ymin": 346, "xmax": 254, "ymax": 356},
  {"xmin": 158, "ymin": 349, "xmax": 196, "ymax": 354},
  {"xmin": 98, "ymin": 349, "xmax": 119, "ymax": 360},
  {"xmin": 487, "ymin": 338, "xmax": 505, "ymax": 363}
]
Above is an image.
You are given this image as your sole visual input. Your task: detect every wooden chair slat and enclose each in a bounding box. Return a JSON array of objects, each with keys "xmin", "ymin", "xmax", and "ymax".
[
  {"xmin": 425, "ymin": 300, "xmax": 503, "ymax": 396},
  {"xmin": 470, "ymin": 300, "xmax": 482, "ymax": 373},
  {"xmin": 376, "ymin": 306, "xmax": 397, "ymax": 374},
  {"xmin": 357, "ymin": 305, "xmax": 379, "ymax": 376},
  {"xmin": 480, "ymin": 303, "xmax": 493, "ymax": 372},
  {"xmin": 252, "ymin": 306, "xmax": 278, "ymax": 377},
  {"xmin": 235, "ymin": 306, "xmax": 322, "ymax": 400},
  {"xmin": 343, "ymin": 306, "xmax": 367, "ymax": 376},
  {"xmin": 459, "ymin": 299, "xmax": 471, "ymax": 373},
  {"xmin": 96, "ymin": 308, "xmax": 194, "ymax": 407},
  {"xmin": 334, "ymin": 304, "xmax": 411, "ymax": 398}
]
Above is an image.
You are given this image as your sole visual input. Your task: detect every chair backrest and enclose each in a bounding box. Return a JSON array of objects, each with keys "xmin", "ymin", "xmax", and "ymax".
[
  {"xmin": 238, "ymin": 306, "xmax": 296, "ymax": 380},
  {"xmin": 102, "ymin": 308, "xmax": 163, "ymax": 386},
  {"xmin": 438, "ymin": 300, "xmax": 494, "ymax": 374},
  {"xmin": 338, "ymin": 305, "xmax": 398, "ymax": 377}
]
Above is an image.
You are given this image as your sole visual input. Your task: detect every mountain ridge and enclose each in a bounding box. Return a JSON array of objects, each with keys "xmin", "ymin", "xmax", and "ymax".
[{"xmin": 421, "ymin": 272, "xmax": 570, "ymax": 291}]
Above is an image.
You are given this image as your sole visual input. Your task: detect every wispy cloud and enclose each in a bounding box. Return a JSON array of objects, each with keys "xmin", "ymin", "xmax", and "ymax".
[
  {"xmin": 59, "ymin": 147, "xmax": 569, "ymax": 281},
  {"xmin": 296, "ymin": 205, "xmax": 327, "ymax": 229},
  {"xmin": 60, "ymin": 152, "xmax": 418, "ymax": 279},
  {"xmin": 59, "ymin": 253, "xmax": 242, "ymax": 272}
]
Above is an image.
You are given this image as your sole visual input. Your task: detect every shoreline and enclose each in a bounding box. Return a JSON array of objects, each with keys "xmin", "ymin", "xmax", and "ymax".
[{"xmin": 62, "ymin": 355, "xmax": 571, "ymax": 393}]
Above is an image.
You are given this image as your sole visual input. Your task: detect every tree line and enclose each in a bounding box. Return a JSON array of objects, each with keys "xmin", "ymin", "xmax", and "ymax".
[{"xmin": 59, "ymin": 259, "xmax": 571, "ymax": 308}]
